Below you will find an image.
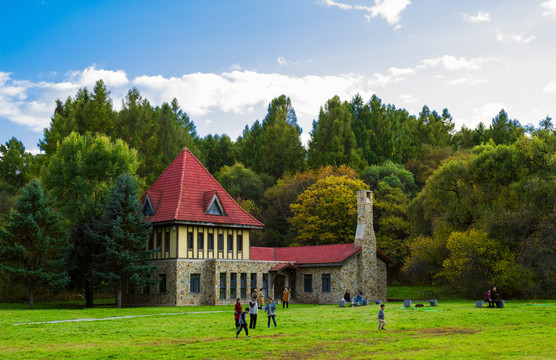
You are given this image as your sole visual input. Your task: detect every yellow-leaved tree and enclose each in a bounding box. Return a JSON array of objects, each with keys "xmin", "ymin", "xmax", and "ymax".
[{"xmin": 288, "ymin": 175, "xmax": 368, "ymax": 245}]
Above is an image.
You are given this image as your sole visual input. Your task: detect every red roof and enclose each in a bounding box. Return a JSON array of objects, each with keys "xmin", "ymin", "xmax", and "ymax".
[
  {"xmin": 142, "ymin": 148, "xmax": 263, "ymax": 228},
  {"xmin": 269, "ymin": 263, "xmax": 301, "ymax": 272},
  {"xmin": 251, "ymin": 243, "xmax": 361, "ymax": 265}
]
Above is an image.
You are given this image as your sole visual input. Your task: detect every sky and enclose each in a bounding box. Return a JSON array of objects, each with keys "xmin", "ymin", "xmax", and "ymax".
[{"xmin": 1, "ymin": 0, "xmax": 556, "ymax": 154}]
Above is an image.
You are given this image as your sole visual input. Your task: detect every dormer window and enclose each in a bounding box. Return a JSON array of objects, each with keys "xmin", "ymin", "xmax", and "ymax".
[
  {"xmin": 205, "ymin": 193, "xmax": 225, "ymax": 216},
  {"xmin": 142, "ymin": 194, "xmax": 154, "ymax": 216}
]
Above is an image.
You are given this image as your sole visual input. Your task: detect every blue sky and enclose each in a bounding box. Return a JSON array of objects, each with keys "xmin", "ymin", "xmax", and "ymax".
[{"xmin": 1, "ymin": 0, "xmax": 556, "ymax": 153}]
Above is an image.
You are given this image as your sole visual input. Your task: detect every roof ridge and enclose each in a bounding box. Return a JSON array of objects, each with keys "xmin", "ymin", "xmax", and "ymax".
[
  {"xmin": 186, "ymin": 149, "xmax": 263, "ymax": 225},
  {"xmin": 174, "ymin": 148, "xmax": 187, "ymax": 220}
]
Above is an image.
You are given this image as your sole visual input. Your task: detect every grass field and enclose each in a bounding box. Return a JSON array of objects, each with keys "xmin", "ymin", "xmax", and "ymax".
[{"xmin": 0, "ymin": 294, "xmax": 554, "ymax": 359}]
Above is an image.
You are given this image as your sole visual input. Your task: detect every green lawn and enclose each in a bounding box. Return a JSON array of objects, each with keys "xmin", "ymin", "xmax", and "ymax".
[{"xmin": 0, "ymin": 297, "xmax": 554, "ymax": 359}]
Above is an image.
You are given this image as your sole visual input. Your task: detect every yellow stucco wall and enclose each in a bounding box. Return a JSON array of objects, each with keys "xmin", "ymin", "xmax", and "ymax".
[{"xmin": 150, "ymin": 225, "xmax": 250, "ymax": 260}]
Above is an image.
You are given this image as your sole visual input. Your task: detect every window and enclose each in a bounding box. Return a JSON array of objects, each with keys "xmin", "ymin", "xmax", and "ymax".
[
  {"xmin": 263, "ymin": 273, "xmax": 268, "ymax": 298},
  {"xmin": 218, "ymin": 234, "xmax": 224, "ymax": 252},
  {"xmin": 240, "ymin": 273, "xmax": 247, "ymax": 299},
  {"xmin": 206, "ymin": 194, "xmax": 224, "ymax": 215},
  {"xmin": 230, "ymin": 273, "xmax": 237, "ymax": 299},
  {"xmin": 198, "ymin": 232, "xmax": 204, "ymax": 251},
  {"xmin": 322, "ymin": 274, "xmax": 331, "ymax": 293},
  {"xmin": 219, "ymin": 273, "xmax": 226, "ymax": 299},
  {"xmin": 159, "ymin": 274, "xmax": 167, "ymax": 294},
  {"xmin": 190, "ymin": 274, "xmax": 200, "ymax": 293},
  {"xmin": 208, "ymin": 233, "xmax": 214, "ymax": 251},
  {"xmin": 227, "ymin": 235, "xmax": 233, "ymax": 253},
  {"xmin": 304, "ymin": 274, "xmax": 313, "ymax": 293},
  {"xmin": 142, "ymin": 195, "xmax": 154, "ymax": 216},
  {"xmin": 237, "ymin": 234, "xmax": 243, "ymax": 252},
  {"xmin": 156, "ymin": 232, "xmax": 162, "ymax": 252},
  {"xmin": 164, "ymin": 231, "xmax": 170, "ymax": 252},
  {"xmin": 187, "ymin": 232, "xmax": 193, "ymax": 250},
  {"xmin": 250, "ymin": 273, "xmax": 257, "ymax": 294},
  {"xmin": 143, "ymin": 284, "xmax": 150, "ymax": 294}
]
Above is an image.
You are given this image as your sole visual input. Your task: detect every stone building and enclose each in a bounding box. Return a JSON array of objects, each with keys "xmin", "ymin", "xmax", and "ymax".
[{"xmin": 123, "ymin": 148, "xmax": 393, "ymax": 306}]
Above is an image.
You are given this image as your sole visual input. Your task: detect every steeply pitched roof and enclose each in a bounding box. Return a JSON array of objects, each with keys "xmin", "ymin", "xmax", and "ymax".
[
  {"xmin": 251, "ymin": 244, "xmax": 395, "ymax": 265},
  {"xmin": 251, "ymin": 243, "xmax": 362, "ymax": 265},
  {"xmin": 142, "ymin": 148, "xmax": 263, "ymax": 228}
]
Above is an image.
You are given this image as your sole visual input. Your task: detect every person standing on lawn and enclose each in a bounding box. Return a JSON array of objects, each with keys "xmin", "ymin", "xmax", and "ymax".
[
  {"xmin": 258, "ymin": 288, "xmax": 265, "ymax": 309},
  {"xmin": 235, "ymin": 307, "xmax": 250, "ymax": 338},
  {"xmin": 249, "ymin": 295, "xmax": 258, "ymax": 329},
  {"xmin": 282, "ymin": 287, "xmax": 290, "ymax": 309},
  {"xmin": 377, "ymin": 304, "xmax": 386, "ymax": 330},
  {"xmin": 265, "ymin": 298, "xmax": 277, "ymax": 328},
  {"xmin": 234, "ymin": 298, "xmax": 242, "ymax": 329}
]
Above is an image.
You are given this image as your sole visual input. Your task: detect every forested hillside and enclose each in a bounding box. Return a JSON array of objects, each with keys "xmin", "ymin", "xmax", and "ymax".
[{"xmin": 1, "ymin": 80, "xmax": 554, "ymax": 300}]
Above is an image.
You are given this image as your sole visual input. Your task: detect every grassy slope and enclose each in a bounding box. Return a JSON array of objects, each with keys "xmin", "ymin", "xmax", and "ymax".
[{"xmin": 0, "ymin": 297, "xmax": 554, "ymax": 359}]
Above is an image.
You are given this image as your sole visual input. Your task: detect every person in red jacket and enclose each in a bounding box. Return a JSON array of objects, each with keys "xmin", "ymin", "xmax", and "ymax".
[{"xmin": 234, "ymin": 298, "xmax": 242, "ymax": 329}]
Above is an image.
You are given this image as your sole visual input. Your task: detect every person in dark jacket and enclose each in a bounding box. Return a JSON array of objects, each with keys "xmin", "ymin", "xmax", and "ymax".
[
  {"xmin": 344, "ymin": 290, "xmax": 352, "ymax": 306},
  {"xmin": 235, "ymin": 307, "xmax": 250, "ymax": 338},
  {"xmin": 234, "ymin": 298, "xmax": 242, "ymax": 328},
  {"xmin": 484, "ymin": 290, "xmax": 494, "ymax": 308},
  {"xmin": 492, "ymin": 287, "xmax": 500, "ymax": 307}
]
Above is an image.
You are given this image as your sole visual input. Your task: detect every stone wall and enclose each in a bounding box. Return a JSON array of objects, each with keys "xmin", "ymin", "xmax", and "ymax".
[{"xmin": 123, "ymin": 255, "xmax": 388, "ymax": 307}]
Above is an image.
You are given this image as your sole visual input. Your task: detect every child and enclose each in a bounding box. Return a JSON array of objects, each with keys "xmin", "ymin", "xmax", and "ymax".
[
  {"xmin": 265, "ymin": 298, "xmax": 277, "ymax": 328},
  {"xmin": 282, "ymin": 287, "xmax": 290, "ymax": 309},
  {"xmin": 235, "ymin": 307, "xmax": 250, "ymax": 338},
  {"xmin": 377, "ymin": 304, "xmax": 386, "ymax": 330},
  {"xmin": 249, "ymin": 295, "xmax": 258, "ymax": 329}
]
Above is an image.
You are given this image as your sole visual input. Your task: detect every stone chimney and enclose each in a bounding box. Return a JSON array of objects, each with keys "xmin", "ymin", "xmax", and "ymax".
[{"xmin": 354, "ymin": 190, "xmax": 378, "ymax": 299}]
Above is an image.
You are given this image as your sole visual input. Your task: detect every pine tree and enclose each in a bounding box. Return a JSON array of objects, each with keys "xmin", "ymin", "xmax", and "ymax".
[
  {"xmin": 0, "ymin": 179, "xmax": 68, "ymax": 309},
  {"xmin": 93, "ymin": 174, "xmax": 156, "ymax": 308}
]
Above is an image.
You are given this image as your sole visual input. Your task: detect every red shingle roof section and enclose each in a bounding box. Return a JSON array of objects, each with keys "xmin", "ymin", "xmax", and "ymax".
[
  {"xmin": 251, "ymin": 243, "xmax": 361, "ymax": 265},
  {"xmin": 142, "ymin": 148, "xmax": 263, "ymax": 228}
]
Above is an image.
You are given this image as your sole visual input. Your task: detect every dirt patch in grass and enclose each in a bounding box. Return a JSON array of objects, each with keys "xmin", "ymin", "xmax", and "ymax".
[{"xmin": 418, "ymin": 326, "xmax": 481, "ymax": 335}]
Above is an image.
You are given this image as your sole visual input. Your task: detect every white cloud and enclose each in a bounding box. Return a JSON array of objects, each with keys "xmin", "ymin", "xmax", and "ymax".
[
  {"xmin": 462, "ymin": 11, "xmax": 490, "ymax": 23},
  {"xmin": 496, "ymin": 30, "xmax": 535, "ymax": 44},
  {"xmin": 469, "ymin": 102, "xmax": 508, "ymax": 127},
  {"xmin": 277, "ymin": 57, "xmax": 298, "ymax": 67},
  {"xmin": 541, "ymin": 0, "xmax": 556, "ymax": 17},
  {"xmin": 543, "ymin": 81, "xmax": 556, "ymax": 93},
  {"xmin": 400, "ymin": 94, "xmax": 418, "ymax": 103},
  {"xmin": 418, "ymin": 55, "xmax": 499, "ymax": 71},
  {"xmin": 320, "ymin": 0, "xmax": 410, "ymax": 27}
]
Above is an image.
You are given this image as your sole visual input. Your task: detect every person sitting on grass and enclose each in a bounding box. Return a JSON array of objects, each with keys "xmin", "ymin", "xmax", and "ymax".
[
  {"xmin": 377, "ymin": 304, "xmax": 386, "ymax": 331},
  {"xmin": 344, "ymin": 290, "xmax": 352, "ymax": 306},
  {"xmin": 235, "ymin": 307, "xmax": 250, "ymax": 339},
  {"xmin": 353, "ymin": 290, "xmax": 364, "ymax": 306},
  {"xmin": 265, "ymin": 298, "xmax": 277, "ymax": 328}
]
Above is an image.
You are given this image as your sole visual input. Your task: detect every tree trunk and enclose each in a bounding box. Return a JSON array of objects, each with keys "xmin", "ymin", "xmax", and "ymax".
[
  {"xmin": 85, "ymin": 281, "xmax": 94, "ymax": 308},
  {"xmin": 29, "ymin": 283, "xmax": 34, "ymax": 310},
  {"xmin": 115, "ymin": 281, "xmax": 122, "ymax": 308}
]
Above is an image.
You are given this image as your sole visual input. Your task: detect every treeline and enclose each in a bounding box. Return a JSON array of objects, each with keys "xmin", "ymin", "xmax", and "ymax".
[{"xmin": 0, "ymin": 80, "xmax": 554, "ymax": 303}]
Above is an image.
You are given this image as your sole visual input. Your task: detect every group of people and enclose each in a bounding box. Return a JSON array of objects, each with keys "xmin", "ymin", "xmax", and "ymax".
[
  {"xmin": 234, "ymin": 287, "xmax": 291, "ymax": 338},
  {"xmin": 483, "ymin": 286, "xmax": 501, "ymax": 308},
  {"xmin": 343, "ymin": 289, "xmax": 365, "ymax": 306}
]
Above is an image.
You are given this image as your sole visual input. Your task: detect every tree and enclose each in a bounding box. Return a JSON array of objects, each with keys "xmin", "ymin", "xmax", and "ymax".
[
  {"xmin": 41, "ymin": 132, "xmax": 140, "ymax": 224},
  {"xmin": 237, "ymin": 95, "xmax": 305, "ymax": 179},
  {"xmin": 92, "ymin": 174, "xmax": 156, "ymax": 308},
  {"xmin": 289, "ymin": 175, "xmax": 368, "ymax": 245},
  {"xmin": 308, "ymin": 96, "xmax": 365, "ymax": 170},
  {"xmin": 484, "ymin": 109, "xmax": 523, "ymax": 145},
  {"xmin": 40, "ymin": 80, "xmax": 116, "ymax": 156},
  {"xmin": 0, "ymin": 180, "xmax": 68, "ymax": 309},
  {"xmin": 360, "ymin": 161, "xmax": 417, "ymax": 194},
  {"xmin": 262, "ymin": 165, "xmax": 360, "ymax": 247},
  {"xmin": 215, "ymin": 163, "xmax": 264, "ymax": 202},
  {"xmin": 197, "ymin": 134, "xmax": 238, "ymax": 175}
]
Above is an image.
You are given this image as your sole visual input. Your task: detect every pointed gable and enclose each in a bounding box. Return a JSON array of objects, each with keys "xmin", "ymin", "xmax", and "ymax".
[{"xmin": 142, "ymin": 148, "xmax": 263, "ymax": 228}]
